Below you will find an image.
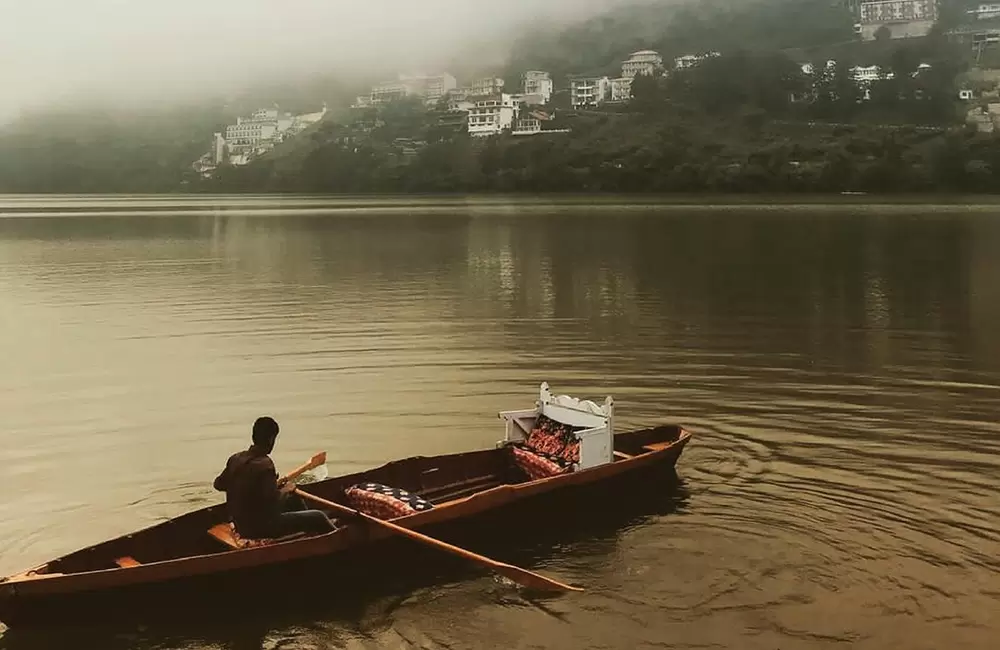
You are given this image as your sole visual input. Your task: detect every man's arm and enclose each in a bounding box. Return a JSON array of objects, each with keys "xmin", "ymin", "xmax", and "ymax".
[{"xmin": 213, "ymin": 458, "xmax": 231, "ymax": 492}]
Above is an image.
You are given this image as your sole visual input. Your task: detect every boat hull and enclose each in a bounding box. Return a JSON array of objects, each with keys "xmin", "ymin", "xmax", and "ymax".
[{"xmin": 0, "ymin": 427, "xmax": 690, "ymax": 629}]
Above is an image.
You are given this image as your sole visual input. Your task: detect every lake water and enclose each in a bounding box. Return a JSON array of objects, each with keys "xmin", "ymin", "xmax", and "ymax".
[{"xmin": 0, "ymin": 195, "xmax": 998, "ymax": 649}]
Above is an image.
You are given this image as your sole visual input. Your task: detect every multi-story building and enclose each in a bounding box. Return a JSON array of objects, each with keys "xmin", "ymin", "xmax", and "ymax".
[
  {"xmin": 674, "ymin": 52, "xmax": 721, "ymax": 70},
  {"xmin": 399, "ymin": 73, "xmax": 457, "ymax": 104},
  {"xmin": 469, "ymin": 77, "xmax": 505, "ymax": 97},
  {"xmin": 467, "ymin": 93, "xmax": 520, "ymax": 137},
  {"xmin": 370, "ymin": 80, "xmax": 416, "ymax": 105},
  {"xmin": 968, "ymin": 3, "xmax": 1000, "ymax": 19},
  {"xmin": 859, "ymin": 0, "xmax": 938, "ymax": 40},
  {"xmin": 195, "ymin": 104, "xmax": 325, "ymax": 174},
  {"xmin": 368, "ymin": 73, "xmax": 456, "ymax": 105},
  {"xmin": 225, "ymin": 108, "xmax": 282, "ymax": 148},
  {"xmin": 609, "ymin": 77, "xmax": 633, "ymax": 103},
  {"xmin": 570, "ymin": 77, "xmax": 610, "ymax": 108},
  {"xmin": 621, "ymin": 50, "xmax": 663, "ymax": 78},
  {"xmin": 521, "ymin": 71, "xmax": 553, "ymax": 104},
  {"xmin": 512, "ymin": 117, "xmax": 542, "ymax": 136}
]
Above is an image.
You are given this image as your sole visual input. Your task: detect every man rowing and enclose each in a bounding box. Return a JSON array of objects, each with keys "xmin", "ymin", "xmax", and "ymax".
[{"xmin": 213, "ymin": 416, "xmax": 336, "ymax": 540}]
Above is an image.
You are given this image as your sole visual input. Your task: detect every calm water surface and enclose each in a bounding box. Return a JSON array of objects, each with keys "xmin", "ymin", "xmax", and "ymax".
[{"xmin": 0, "ymin": 195, "xmax": 998, "ymax": 649}]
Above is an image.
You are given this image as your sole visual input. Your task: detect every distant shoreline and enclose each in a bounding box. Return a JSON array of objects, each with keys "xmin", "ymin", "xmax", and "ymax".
[{"xmin": 4, "ymin": 192, "xmax": 1000, "ymax": 209}]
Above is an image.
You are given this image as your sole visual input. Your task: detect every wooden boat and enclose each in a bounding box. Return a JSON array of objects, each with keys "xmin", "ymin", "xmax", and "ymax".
[{"xmin": 0, "ymin": 383, "xmax": 692, "ymax": 629}]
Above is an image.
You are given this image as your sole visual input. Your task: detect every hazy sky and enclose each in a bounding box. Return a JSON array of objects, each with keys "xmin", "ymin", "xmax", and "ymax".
[{"xmin": 1, "ymin": 0, "xmax": 638, "ymax": 121}]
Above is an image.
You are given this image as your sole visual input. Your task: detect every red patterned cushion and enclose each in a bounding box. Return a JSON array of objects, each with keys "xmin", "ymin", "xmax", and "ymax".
[
  {"xmin": 344, "ymin": 483, "xmax": 434, "ymax": 520},
  {"xmin": 524, "ymin": 414, "xmax": 582, "ymax": 463},
  {"xmin": 511, "ymin": 446, "xmax": 571, "ymax": 480},
  {"xmin": 559, "ymin": 440, "xmax": 581, "ymax": 463}
]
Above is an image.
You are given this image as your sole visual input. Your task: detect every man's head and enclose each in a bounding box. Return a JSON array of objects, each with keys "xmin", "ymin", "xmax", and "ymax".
[{"xmin": 251, "ymin": 416, "xmax": 280, "ymax": 453}]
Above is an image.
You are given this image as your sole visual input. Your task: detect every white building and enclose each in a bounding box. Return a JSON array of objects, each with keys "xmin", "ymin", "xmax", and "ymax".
[
  {"xmin": 859, "ymin": 0, "xmax": 939, "ymax": 40},
  {"xmin": 674, "ymin": 51, "xmax": 721, "ymax": 70},
  {"xmin": 225, "ymin": 109, "xmax": 281, "ymax": 148},
  {"xmin": 370, "ymin": 80, "xmax": 416, "ymax": 105},
  {"xmin": 621, "ymin": 50, "xmax": 663, "ymax": 78},
  {"xmin": 210, "ymin": 104, "xmax": 327, "ymax": 170},
  {"xmin": 610, "ymin": 77, "xmax": 633, "ymax": 102},
  {"xmin": 512, "ymin": 117, "xmax": 542, "ymax": 136},
  {"xmin": 860, "ymin": 0, "xmax": 937, "ymax": 22},
  {"xmin": 468, "ymin": 93, "xmax": 520, "ymax": 137},
  {"xmin": 400, "ymin": 73, "xmax": 457, "ymax": 104},
  {"xmin": 447, "ymin": 97, "xmax": 475, "ymax": 112},
  {"xmin": 522, "ymin": 71, "xmax": 553, "ymax": 103},
  {"xmin": 469, "ymin": 77, "xmax": 505, "ymax": 97},
  {"xmin": 570, "ymin": 76, "xmax": 610, "ymax": 108},
  {"xmin": 850, "ymin": 65, "xmax": 892, "ymax": 83},
  {"xmin": 210, "ymin": 132, "xmax": 225, "ymax": 164},
  {"xmin": 366, "ymin": 73, "xmax": 456, "ymax": 105},
  {"xmin": 968, "ymin": 3, "xmax": 1000, "ymax": 19}
]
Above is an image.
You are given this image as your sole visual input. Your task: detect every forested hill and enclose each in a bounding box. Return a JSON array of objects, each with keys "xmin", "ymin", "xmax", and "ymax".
[
  {"xmin": 502, "ymin": 0, "xmax": 856, "ymax": 82},
  {"xmin": 0, "ymin": 76, "xmax": 355, "ymax": 194},
  {"xmin": 0, "ymin": 0, "xmax": 988, "ymax": 194}
]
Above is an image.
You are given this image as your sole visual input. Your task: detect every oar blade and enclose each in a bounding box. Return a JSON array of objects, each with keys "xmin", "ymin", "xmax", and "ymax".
[
  {"xmin": 493, "ymin": 563, "xmax": 584, "ymax": 593},
  {"xmin": 298, "ymin": 463, "xmax": 329, "ymax": 484}
]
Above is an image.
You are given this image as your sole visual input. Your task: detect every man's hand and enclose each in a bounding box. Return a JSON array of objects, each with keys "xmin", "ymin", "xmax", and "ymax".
[{"xmin": 279, "ymin": 480, "xmax": 296, "ymax": 494}]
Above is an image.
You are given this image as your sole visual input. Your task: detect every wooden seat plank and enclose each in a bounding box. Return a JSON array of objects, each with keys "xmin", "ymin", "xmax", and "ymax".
[
  {"xmin": 208, "ymin": 523, "xmax": 311, "ymax": 550},
  {"xmin": 208, "ymin": 523, "xmax": 241, "ymax": 549},
  {"xmin": 641, "ymin": 442, "xmax": 673, "ymax": 453}
]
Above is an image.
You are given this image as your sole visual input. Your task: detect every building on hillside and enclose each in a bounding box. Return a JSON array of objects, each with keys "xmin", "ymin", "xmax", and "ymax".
[
  {"xmin": 969, "ymin": 3, "xmax": 1000, "ymax": 19},
  {"xmin": 225, "ymin": 108, "xmax": 282, "ymax": 148},
  {"xmin": 521, "ymin": 71, "xmax": 553, "ymax": 103},
  {"xmin": 367, "ymin": 73, "xmax": 456, "ymax": 105},
  {"xmin": 196, "ymin": 104, "xmax": 327, "ymax": 175},
  {"xmin": 191, "ymin": 132, "xmax": 227, "ymax": 178},
  {"xmin": 609, "ymin": 77, "xmax": 633, "ymax": 103},
  {"xmin": 447, "ymin": 97, "xmax": 476, "ymax": 112},
  {"xmin": 850, "ymin": 64, "xmax": 893, "ymax": 83},
  {"xmin": 512, "ymin": 92, "xmax": 548, "ymax": 106},
  {"xmin": 467, "ymin": 93, "xmax": 520, "ymax": 137},
  {"xmin": 674, "ymin": 52, "xmax": 721, "ymax": 70},
  {"xmin": 946, "ymin": 24, "xmax": 1000, "ymax": 48},
  {"xmin": 512, "ymin": 117, "xmax": 542, "ymax": 136},
  {"xmin": 621, "ymin": 50, "xmax": 663, "ymax": 78},
  {"xmin": 570, "ymin": 76, "xmax": 610, "ymax": 108},
  {"xmin": 858, "ymin": 0, "xmax": 938, "ymax": 40},
  {"xmin": 469, "ymin": 77, "xmax": 505, "ymax": 97},
  {"xmin": 370, "ymin": 79, "xmax": 417, "ymax": 104},
  {"xmin": 400, "ymin": 73, "xmax": 458, "ymax": 104}
]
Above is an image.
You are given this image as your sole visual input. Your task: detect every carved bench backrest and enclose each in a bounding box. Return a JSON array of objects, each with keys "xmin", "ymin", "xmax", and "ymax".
[{"xmin": 499, "ymin": 382, "xmax": 615, "ymax": 470}]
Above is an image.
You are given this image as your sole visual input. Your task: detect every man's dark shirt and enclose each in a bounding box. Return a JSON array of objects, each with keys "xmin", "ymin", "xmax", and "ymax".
[{"xmin": 213, "ymin": 445, "xmax": 281, "ymax": 538}]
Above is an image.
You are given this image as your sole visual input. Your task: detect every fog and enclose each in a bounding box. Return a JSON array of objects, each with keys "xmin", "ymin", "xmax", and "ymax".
[{"xmin": 1, "ymin": 0, "xmax": 646, "ymax": 122}]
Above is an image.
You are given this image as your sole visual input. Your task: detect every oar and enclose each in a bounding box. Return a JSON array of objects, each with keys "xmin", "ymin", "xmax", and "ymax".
[
  {"xmin": 296, "ymin": 488, "xmax": 583, "ymax": 593},
  {"xmin": 280, "ymin": 451, "xmax": 327, "ymax": 485}
]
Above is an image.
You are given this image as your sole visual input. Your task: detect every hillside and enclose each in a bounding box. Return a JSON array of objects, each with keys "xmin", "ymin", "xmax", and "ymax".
[
  {"xmin": 0, "ymin": 77, "xmax": 354, "ymax": 194},
  {"xmin": 0, "ymin": 0, "xmax": 994, "ymax": 194},
  {"xmin": 501, "ymin": 0, "xmax": 856, "ymax": 83}
]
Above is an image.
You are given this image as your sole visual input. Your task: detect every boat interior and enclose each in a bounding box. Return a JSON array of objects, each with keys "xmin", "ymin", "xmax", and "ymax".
[{"xmin": 13, "ymin": 384, "xmax": 687, "ymax": 580}]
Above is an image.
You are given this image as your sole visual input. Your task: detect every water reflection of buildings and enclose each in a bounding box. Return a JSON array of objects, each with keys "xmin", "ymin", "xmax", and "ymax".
[
  {"xmin": 967, "ymin": 213, "xmax": 1000, "ymax": 363},
  {"xmin": 460, "ymin": 215, "xmax": 643, "ymax": 327}
]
